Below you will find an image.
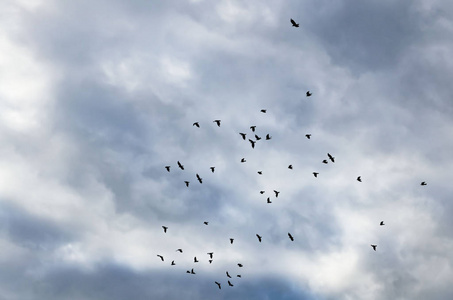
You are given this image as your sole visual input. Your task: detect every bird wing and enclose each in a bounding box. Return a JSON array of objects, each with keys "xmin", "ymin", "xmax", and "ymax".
[{"xmin": 290, "ymin": 19, "xmax": 296, "ymax": 25}]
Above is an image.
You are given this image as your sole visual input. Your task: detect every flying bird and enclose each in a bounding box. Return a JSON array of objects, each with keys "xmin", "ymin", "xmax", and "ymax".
[
  {"xmin": 249, "ymin": 139, "xmax": 256, "ymax": 148},
  {"xmin": 255, "ymin": 134, "xmax": 262, "ymax": 141},
  {"xmin": 306, "ymin": 91, "xmax": 312, "ymax": 97},
  {"xmin": 260, "ymin": 191, "xmax": 265, "ymax": 194},
  {"xmin": 290, "ymin": 18, "xmax": 299, "ymax": 27},
  {"xmin": 257, "ymin": 171, "xmax": 262, "ymax": 175},
  {"xmin": 241, "ymin": 158, "xmax": 246, "ymax": 163},
  {"xmin": 266, "ymin": 134, "xmax": 272, "ymax": 140},
  {"xmin": 238, "ymin": 263, "xmax": 243, "ymax": 267},
  {"xmin": 194, "ymin": 257, "xmax": 199, "ymax": 263},
  {"xmin": 371, "ymin": 245, "xmax": 377, "ymax": 251},
  {"xmin": 357, "ymin": 176, "xmax": 362, "ymax": 182},
  {"xmin": 207, "ymin": 252, "xmax": 214, "ymax": 259},
  {"xmin": 261, "ymin": 109, "xmax": 267, "ymax": 113},
  {"xmin": 196, "ymin": 174, "xmax": 202, "ymax": 184},
  {"xmin": 165, "ymin": 166, "xmax": 170, "ymax": 172},
  {"xmin": 210, "ymin": 167, "xmax": 215, "ymax": 173},
  {"xmin": 204, "ymin": 221, "xmax": 209, "ymax": 225},
  {"xmin": 327, "ymin": 153, "xmax": 335, "ymax": 163},
  {"xmin": 177, "ymin": 161, "xmax": 184, "ymax": 170},
  {"xmin": 322, "ymin": 160, "xmax": 328, "ymax": 164},
  {"xmin": 176, "ymin": 249, "xmax": 183, "ymax": 253},
  {"xmin": 274, "ymin": 190, "xmax": 280, "ymax": 197},
  {"xmin": 288, "ymin": 165, "xmax": 293, "ymax": 169},
  {"xmin": 267, "ymin": 197, "xmax": 272, "ymax": 204},
  {"xmin": 256, "ymin": 234, "xmax": 262, "ymax": 242},
  {"xmin": 162, "ymin": 226, "xmax": 168, "ymax": 233},
  {"xmin": 305, "ymin": 134, "xmax": 311, "ymax": 139},
  {"xmin": 226, "ymin": 271, "xmax": 231, "ymax": 278},
  {"xmin": 171, "ymin": 260, "xmax": 175, "ymax": 265},
  {"xmin": 157, "ymin": 255, "xmax": 164, "ymax": 261},
  {"xmin": 250, "ymin": 126, "xmax": 256, "ymax": 132},
  {"xmin": 421, "ymin": 181, "xmax": 427, "ymax": 186},
  {"xmin": 213, "ymin": 120, "xmax": 221, "ymax": 127},
  {"xmin": 313, "ymin": 172, "xmax": 319, "ymax": 178},
  {"xmin": 380, "ymin": 221, "xmax": 385, "ymax": 226},
  {"xmin": 193, "ymin": 122, "xmax": 200, "ymax": 128},
  {"xmin": 228, "ymin": 280, "xmax": 234, "ymax": 287},
  {"xmin": 215, "ymin": 281, "xmax": 221, "ymax": 289},
  {"xmin": 237, "ymin": 275, "xmax": 242, "ymax": 278},
  {"xmin": 230, "ymin": 238, "xmax": 234, "ymax": 244},
  {"xmin": 209, "ymin": 259, "xmax": 213, "ymax": 264},
  {"xmin": 239, "ymin": 133, "xmax": 246, "ymax": 140},
  {"xmin": 184, "ymin": 181, "xmax": 190, "ymax": 187},
  {"xmin": 288, "ymin": 232, "xmax": 294, "ymax": 241}
]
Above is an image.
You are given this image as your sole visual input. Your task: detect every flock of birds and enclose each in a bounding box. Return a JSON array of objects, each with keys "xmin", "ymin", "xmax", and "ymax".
[{"xmin": 157, "ymin": 19, "xmax": 428, "ymax": 290}]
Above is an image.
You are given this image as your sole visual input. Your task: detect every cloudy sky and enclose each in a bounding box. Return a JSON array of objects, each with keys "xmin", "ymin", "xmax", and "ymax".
[{"xmin": 1, "ymin": 0, "xmax": 453, "ymax": 299}]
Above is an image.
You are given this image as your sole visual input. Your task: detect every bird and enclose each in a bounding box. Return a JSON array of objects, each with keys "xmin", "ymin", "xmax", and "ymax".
[
  {"xmin": 322, "ymin": 160, "xmax": 328, "ymax": 164},
  {"xmin": 165, "ymin": 166, "xmax": 170, "ymax": 172},
  {"xmin": 230, "ymin": 238, "xmax": 234, "ymax": 244},
  {"xmin": 327, "ymin": 153, "xmax": 335, "ymax": 163},
  {"xmin": 290, "ymin": 18, "xmax": 299, "ymax": 27},
  {"xmin": 305, "ymin": 134, "xmax": 311, "ymax": 139},
  {"xmin": 207, "ymin": 252, "xmax": 214, "ymax": 259},
  {"xmin": 313, "ymin": 172, "xmax": 319, "ymax": 178},
  {"xmin": 196, "ymin": 174, "xmax": 202, "ymax": 184},
  {"xmin": 256, "ymin": 234, "xmax": 262, "ymax": 242},
  {"xmin": 260, "ymin": 191, "xmax": 265, "ymax": 194},
  {"xmin": 209, "ymin": 259, "xmax": 213, "ymax": 264},
  {"xmin": 237, "ymin": 275, "xmax": 242, "ymax": 278},
  {"xmin": 288, "ymin": 232, "xmax": 294, "ymax": 241},
  {"xmin": 176, "ymin": 249, "xmax": 183, "ymax": 253},
  {"xmin": 228, "ymin": 280, "xmax": 234, "ymax": 287},
  {"xmin": 210, "ymin": 167, "xmax": 215, "ymax": 173},
  {"xmin": 306, "ymin": 91, "xmax": 312, "ymax": 97},
  {"xmin": 267, "ymin": 197, "xmax": 272, "ymax": 204},
  {"xmin": 226, "ymin": 271, "xmax": 231, "ymax": 278},
  {"xmin": 238, "ymin": 263, "xmax": 243, "ymax": 267},
  {"xmin": 213, "ymin": 120, "xmax": 221, "ymax": 127},
  {"xmin": 288, "ymin": 165, "xmax": 293, "ymax": 169},
  {"xmin": 250, "ymin": 126, "xmax": 256, "ymax": 132},
  {"xmin": 241, "ymin": 158, "xmax": 246, "ymax": 163},
  {"xmin": 177, "ymin": 161, "xmax": 184, "ymax": 170},
  {"xmin": 193, "ymin": 122, "xmax": 200, "ymax": 128},
  {"xmin": 421, "ymin": 181, "xmax": 427, "ymax": 186},
  {"xmin": 371, "ymin": 244, "xmax": 377, "ymax": 251},
  {"xmin": 184, "ymin": 181, "xmax": 190, "ymax": 187},
  {"xmin": 215, "ymin": 281, "xmax": 221, "ymax": 289},
  {"xmin": 266, "ymin": 134, "xmax": 272, "ymax": 140},
  {"xmin": 249, "ymin": 139, "xmax": 256, "ymax": 148},
  {"xmin": 255, "ymin": 134, "xmax": 262, "ymax": 141},
  {"xmin": 261, "ymin": 109, "xmax": 266, "ymax": 113},
  {"xmin": 171, "ymin": 260, "xmax": 175, "ymax": 265},
  {"xmin": 204, "ymin": 221, "xmax": 209, "ymax": 225},
  {"xmin": 380, "ymin": 221, "xmax": 385, "ymax": 226},
  {"xmin": 239, "ymin": 133, "xmax": 246, "ymax": 140},
  {"xmin": 257, "ymin": 171, "xmax": 262, "ymax": 175},
  {"xmin": 357, "ymin": 176, "xmax": 362, "ymax": 182},
  {"xmin": 194, "ymin": 257, "xmax": 199, "ymax": 263},
  {"xmin": 157, "ymin": 255, "xmax": 164, "ymax": 261},
  {"xmin": 187, "ymin": 268, "xmax": 195, "ymax": 274},
  {"xmin": 274, "ymin": 190, "xmax": 280, "ymax": 197},
  {"xmin": 162, "ymin": 226, "xmax": 168, "ymax": 233}
]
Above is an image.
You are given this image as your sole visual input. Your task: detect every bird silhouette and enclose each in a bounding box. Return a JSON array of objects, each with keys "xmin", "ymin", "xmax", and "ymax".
[
  {"xmin": 204, "ymin": 221, "xmax": 209, "ymax": 225},
  {"xmin": 237, "ymin": 275, "xmax": 242, "ymax": 278},
  {"xmin": 157, "ymin": 255, "xmax": 164, "ymax": 261},
  {"xmin": 357, "ymin": 176, "xmax": 362, "ymax": 182},
  {"xmin": 261, "ymin": 109, "xmax": 267, "ymax": 113},
  {"xmin": 238, "ymin": 263, "xmax": 243, "ymax": 267},
  {"xmin": 249, "ymin": 139, "xmax": 256, "ymax": 148},
  {"xmin": 380, "ymin": 221, "xmax": 385, "ymax": 226},
  {"xmin": 230, "ymin": 238, "xmax": 234, "ymax": 244},
  {"xmin": 228, "ymin": 280, "xmax": 234, "ymax": 287},
  {"xmin": 239, "ymin": 133, "xmax": 246, "ymax": 140},
  {"xmin": 267, "ymin": 197, "xmax": 272, "ymax": 204},
  {"xmin": 290, "ymin": 18, "xmax": 299, "ymax": 27},
  {"xmin": 184, "ymin": 181, "xmax": 190, "ymax": 187},
  {"xmin": 305, "ymin": 134, "xmax": 311, "ymax": 139},
  {"xmin": 194, "ymin": 257, "xmax": 199, "ymax": 263},
  {"xmin": 176, "ymin": 249, "xmax": 183, "ymax": 253},
  {"xmin": 266, "ymin": 134, "xmax": 272, "ymax": 140},
  {"xmin": 207, "ymin": 252, "xmax": 214, "ymax": 259},
  {"xmin": 250, "ymin": 126, "xmax": 256, "ymax": 132},
  {"xmin": 162, "ymin": 226, "xmax": 168, "ymax": 233},
  {"xmin": 196, "ymin": 174, "xmax": 202, "ymax": 184},
  {"xmin": 371, "ymin": 245, "xmax": 377, "ymax": 251},
  {"xmin": 209, "ymin": 259, "xmax": 213, "ymax": 264},
  {"xmin": 327, "ymin": 153, "xmax": 335, "ymax": 163},
  {"xmin": 306, "ymin": 91, "xmax": 312, "ymax": 97},
  {"xmin": 256, "ymin": 234, "xmax": 262, "ymax": 242},
  {"xmin": 226, "ymin": 271, "xmax": 231, "ymax": 278},
  {"xmin": 260, "ymin": 191, "xmax": 265, "ymax": 194},
  {"xmin": 274, "ymin": 190, "xmax": 280, "ymax": 197},
  {"xmin": 288, "ymin": 233, "xmax": 294, "ymax": 241},
  {"xmin": 313, "ymin": 172, "xmax": 319, "ymax": 178},
  {"xmin": 215, "ymin": 281, "xmax": 221, "ymax": 289},
  {"xmin": 193, "ymin": 122, "xmax": 200, "ymax": 128},
  {"xmin": 421, "ymin": 181, "xmax": 427, "ymax": 186},
  {"xmin": 177, "ymin": 161, "xmax": 184, "ymax": 170},
  {"xmin": 210, "ymin": 167, "xmax": 215, "ymax": 173},
  {"xmin": 241, "ymin": 158, "xmax": 246, "ymax": 163},
  {"xmin": 257, "ymin": 171, "xmax": 262, "ymax": 175},
  {"xmin": 288, "ymin": 165, "xmax": 293, "ymax": 169},
  {"xmin": 213, "ymin": 120, "xmax": 221, "ymax": 127},
  {"xmin": 322, "ymin": 160, "xmax": 328, "ymax": 164},
  {"xmin": 165, "ymin": 166, "xmax": 170, "ymax": 172},
  {"xmin": 255, "ymin": 134, "xmax": 262, "ymax": 141},
  {"xmin": 187, "ymin": 268, "xmax": 195, "ymax": 274},
  {"xmin": 171, "ymin": 260, "xmax": 175, "ymax": 265}
]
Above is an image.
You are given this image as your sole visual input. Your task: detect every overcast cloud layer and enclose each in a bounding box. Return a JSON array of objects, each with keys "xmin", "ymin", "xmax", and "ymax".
[{"xmin": 1, "ymin": 0, "xmax": 453, "ymax": 299}]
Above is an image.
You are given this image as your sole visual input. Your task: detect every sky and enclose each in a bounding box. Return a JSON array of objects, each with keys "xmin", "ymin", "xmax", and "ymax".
[{"xmin": 1, "ymin": 0, "xmax": 453, "ymax": 299}]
